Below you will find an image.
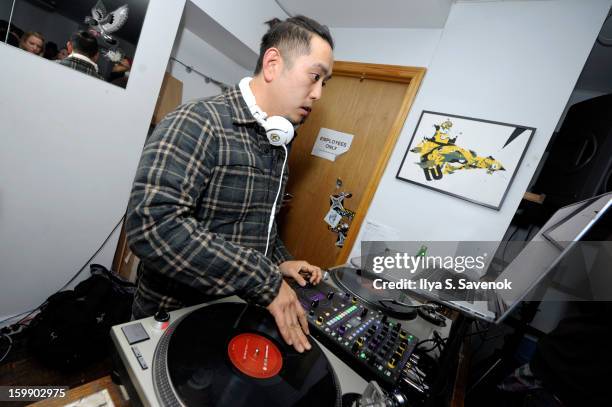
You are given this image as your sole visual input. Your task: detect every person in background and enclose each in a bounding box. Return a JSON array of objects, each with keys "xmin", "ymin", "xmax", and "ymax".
[
  {"xmin": 109, "ymin": 57, "xmax": 131, "ymax": 88},
  {"xmin": 59, "ymin": 31, "xmax": 101, "ymax": 79},
  {"xmin": 56, "ymin": 48, "xmax": 68, "ymax": 60},
  {"xmin": 19, "ymin": 31, "xmax": 44, "ymax": 56},
  {"xmin": 43, "ymin": 41, "xmax": 58, "ymax": 60}
]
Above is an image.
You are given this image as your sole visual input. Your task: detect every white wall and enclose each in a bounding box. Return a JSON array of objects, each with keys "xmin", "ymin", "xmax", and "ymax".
[
  {"xmin": 331, "ymin": 28, "xmax": 443, "ymax": 67},
  {"xmin": 167, "ymin": 27, "xmax": 252, "ymax": 103},
  {"xmin": 189, "ymin": 0, "xmax": 289, "ymax": 53},
  {"xmin": 347, "ymin": 0, "xmax": 612, "ymax": 259},
  {"xmin": 0, "ymin": 0, "xmax": 187, "ymax": 324}
]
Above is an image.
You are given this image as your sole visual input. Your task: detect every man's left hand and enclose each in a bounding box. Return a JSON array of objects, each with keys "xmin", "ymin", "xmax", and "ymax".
[{"xmin": 279, "ymin": 260, "xmax": 323, "ymax": 286}]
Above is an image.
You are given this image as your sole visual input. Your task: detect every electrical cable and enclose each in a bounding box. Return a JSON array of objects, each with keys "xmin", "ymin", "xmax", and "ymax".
[
  {"xmin": 264, "ymin": 144, "xmax": 288, "ymax": 256},
  {"xmin": 0, "ymin": 334, "xmax": 13, "ymax": 364},
  {"xmin": 0, "ymin": 213, "xmax": 126, "ymax": 328},
  {"xmin": 377, "ymin": 298, "xmax": 439, "ymax": 311},
  {"xmin": 3, "ymin": 0, "xmax": 16, "ymax": 43}
]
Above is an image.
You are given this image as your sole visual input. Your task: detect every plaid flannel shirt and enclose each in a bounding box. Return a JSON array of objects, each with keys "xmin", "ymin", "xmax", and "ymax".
[
  {"xmin": 126, "ymin": 85, "xmax": 293, "ymax": 317},
  {"xmin": 59, "ymin": 55, "xmax": 102, "ymax": 80}
]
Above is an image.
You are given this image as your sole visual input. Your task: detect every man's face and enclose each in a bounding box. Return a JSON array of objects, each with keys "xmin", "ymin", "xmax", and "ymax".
[
  {"xmin": 271, "ymin": 35, "xmax": 334, "ymax": 125},
  {"xmin": 23, "ymin": 36, "xmax": 43, "ymax": 55}
]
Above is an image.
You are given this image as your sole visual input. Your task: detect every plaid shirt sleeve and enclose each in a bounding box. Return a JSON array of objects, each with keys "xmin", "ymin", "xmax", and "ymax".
[
  {"xmin": 271, "ymin": 224, "xmax": 294, "ymax": 265},
  {"xmin": 125, "ymin": 103, "xmax": 282, "ymax": 307}
]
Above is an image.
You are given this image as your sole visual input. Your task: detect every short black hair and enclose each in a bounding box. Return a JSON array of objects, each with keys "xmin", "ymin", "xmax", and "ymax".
[
  {"xmin": 254, "ymin": 15, "xmax": 334, "ymax": 75},
  {"xmin": 70, "ymin": 30, "xmax": 99, "ymax": 58}
]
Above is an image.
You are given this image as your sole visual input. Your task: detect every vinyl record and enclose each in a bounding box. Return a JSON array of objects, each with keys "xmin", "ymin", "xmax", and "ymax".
[{"xmin": 152, "ymin": 302, "xmax": 341, "ymax": 407}]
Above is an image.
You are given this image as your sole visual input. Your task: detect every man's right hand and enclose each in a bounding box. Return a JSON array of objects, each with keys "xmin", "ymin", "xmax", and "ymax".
[{"xmin": 267, "ymin": 280, "xmax": 311, "ymax": 353}]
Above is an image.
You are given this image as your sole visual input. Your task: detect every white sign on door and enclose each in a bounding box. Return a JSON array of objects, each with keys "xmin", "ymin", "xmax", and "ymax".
[{"xmin": 311, "ymin": 128, "xmax": 354, "ymax": 162}]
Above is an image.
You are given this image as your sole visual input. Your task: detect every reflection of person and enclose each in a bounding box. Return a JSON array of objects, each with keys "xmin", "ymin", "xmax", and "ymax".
[
  {"xmin": 56, "ymin": 48, "xmax": 68, "ymax": 60},
  {"xmin": 19, "ymin": 31, "xmax": 44, "ymax": 56},
  {"xmin": 0, "ymin": 24, "xmax": 20, "ymax": 47},
  {"xmin": 43, "ymin": 41, "xmax": 58, "ymax": 60},
  {"xmin": 59, "ymin": 31, "xmax": 101, "ymax": 79},
  {"xmin": 110, "ymin": 57, "xmax": 131, "ymax": 88},
  {"xmin": 126, "ymin": 15, "xmax": 334, "ymax": 353}
]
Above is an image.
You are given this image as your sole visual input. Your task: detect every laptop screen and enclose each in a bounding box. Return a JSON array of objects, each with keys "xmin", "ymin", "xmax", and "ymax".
[{"xmin": 495, "ymin": 193, "xmax": 612, "ymax": 322}]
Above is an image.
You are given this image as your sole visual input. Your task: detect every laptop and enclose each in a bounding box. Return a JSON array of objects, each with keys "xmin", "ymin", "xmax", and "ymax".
[{"xmin": 396, "ymin": 192, "xmax": 612, "ymax": 323}]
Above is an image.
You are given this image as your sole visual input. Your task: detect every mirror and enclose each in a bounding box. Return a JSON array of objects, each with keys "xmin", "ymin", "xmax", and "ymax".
[{"xmin": 1, "ymin": 0, "xmax": 150, "ymax": 88}]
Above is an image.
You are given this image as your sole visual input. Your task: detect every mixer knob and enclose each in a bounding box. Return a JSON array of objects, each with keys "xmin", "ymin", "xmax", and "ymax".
[
  {"xmin": 352, "ymin": 296, "xmax": 358, "ymax": 304},
  {"xmin": 356, "ymin": 336, "xmax": 366, "ymax": 347},
  {"xmin": 327, "ymin": 292, "xmax": 335, "ymax": 300},
  {"xmin": 387, "ymin": 357, "xmax": 397, "ymax": 369},
  {"xmin": 381, "ymin": 315, "xmax": 388, "ymax": 324},
  {"xmin": 394, "ymin": 322, "xmax": 402, "ymax": 331},
  {"xmin": 309, "ymin": 309, "xmax": 315, "ymax": 317},
  {"xmin": 337, "ymin": 325, "xmax": 347, "ymax": 336},
  {"xmin": 360, "ymin": 308, "xmax": 369, "ymax": 318},
  {"xmin": 399, "ymin": 330, "xmax": 407, "ymax": 339},
  {"xmin": 311, "ymin": 299, "xmax": 319, "ymax": 308},
  {"xmin": 316, "ymin": 316, "xmax": 324, "ymax": 325}
]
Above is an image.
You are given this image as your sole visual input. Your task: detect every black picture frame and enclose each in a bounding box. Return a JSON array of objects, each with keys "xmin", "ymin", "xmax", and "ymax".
[{"xmin": 396, "ymin": 110, "xmax": 536, "ymax": 210}]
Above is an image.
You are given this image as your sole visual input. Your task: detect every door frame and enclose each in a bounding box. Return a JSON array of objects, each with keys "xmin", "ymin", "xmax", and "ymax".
[{"xmin": 331, "ymin": 61, "xmax": 426, "ymax": 264}]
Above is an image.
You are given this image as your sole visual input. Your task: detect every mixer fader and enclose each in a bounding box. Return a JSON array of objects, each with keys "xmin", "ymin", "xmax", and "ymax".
[{"xmin": 292, "ymin": 279, "xmax": 419, "ymax": 388}]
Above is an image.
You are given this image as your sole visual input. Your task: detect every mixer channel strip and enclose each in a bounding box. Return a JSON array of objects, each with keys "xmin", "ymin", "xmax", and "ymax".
[{"xmin": 293, "ymin": 280, "xmax": 419, "ymax": 386}]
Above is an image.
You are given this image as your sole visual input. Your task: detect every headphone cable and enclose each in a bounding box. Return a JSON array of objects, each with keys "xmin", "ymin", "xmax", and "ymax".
[{"xmin": 265, "ymin": 144, "xmax": 288, "ymax": 256}]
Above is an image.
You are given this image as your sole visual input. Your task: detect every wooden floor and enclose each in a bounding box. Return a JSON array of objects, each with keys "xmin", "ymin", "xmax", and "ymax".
[{"xmin": 29, "ymin": 376, "xmax": 129, "ymax": 407}]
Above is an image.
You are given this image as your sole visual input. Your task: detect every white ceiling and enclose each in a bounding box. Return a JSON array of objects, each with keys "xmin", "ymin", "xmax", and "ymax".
[{"xmin": 275, "ymin": 0, "xmax": 454, "ymax": 29}]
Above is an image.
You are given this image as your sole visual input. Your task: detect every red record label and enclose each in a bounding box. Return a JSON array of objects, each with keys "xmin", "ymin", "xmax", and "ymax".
[{"xmin": 227, "ymin": 333, "xmax": 283, "ymax": 379}]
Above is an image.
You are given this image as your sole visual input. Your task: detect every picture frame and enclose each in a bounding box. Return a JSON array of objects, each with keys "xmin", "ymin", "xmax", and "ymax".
[{"xmin": 396, "ymin": 111, "xmax": 535, "ymax": 210}]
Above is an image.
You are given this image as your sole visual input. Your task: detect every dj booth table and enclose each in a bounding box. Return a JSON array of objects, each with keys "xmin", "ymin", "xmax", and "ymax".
[{"xmin": 110, "ymin": 270, "xmax": 467, "ymax": 407}]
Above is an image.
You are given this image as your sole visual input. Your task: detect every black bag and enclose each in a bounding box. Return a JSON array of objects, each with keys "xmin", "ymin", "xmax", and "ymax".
[{"xmin": 28, "ymin": 264, "xmax": 135, "ymax": 371}]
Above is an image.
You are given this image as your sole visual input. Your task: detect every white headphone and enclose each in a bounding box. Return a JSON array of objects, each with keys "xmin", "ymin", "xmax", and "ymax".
[
  {"xmin": 238, "ymin": 77, "xmax": 294, "ymax": 256},
  {"xmin": 238, "ymin": 77, "xmax": 295, "ymax": 146}
]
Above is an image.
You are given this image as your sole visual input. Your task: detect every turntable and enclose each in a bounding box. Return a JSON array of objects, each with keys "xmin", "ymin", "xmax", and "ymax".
[{"xmin": 111, "ymin": 272, "xmax": 452, "ymax": 406}]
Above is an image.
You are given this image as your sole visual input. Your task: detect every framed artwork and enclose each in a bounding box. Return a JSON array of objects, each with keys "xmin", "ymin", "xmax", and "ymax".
[{"xmin": 396, "ymin": 111, "xmax": 535, "ymax": 210}]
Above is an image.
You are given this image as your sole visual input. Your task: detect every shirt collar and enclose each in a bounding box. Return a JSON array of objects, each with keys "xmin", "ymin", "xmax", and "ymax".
[
  {"xmin": 225, "ymin": 84, "xmax": 258, "ymax": 126},
  {"xmin": 68, "ymin": 52, "xmax": 99, "ymax": 72}
]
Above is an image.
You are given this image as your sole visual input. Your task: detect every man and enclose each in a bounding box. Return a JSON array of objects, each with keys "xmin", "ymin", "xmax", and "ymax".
[
  {"xmin": 126, "ymin": 16, "xmax": 334, "ymax": 353},
  {"xmin": 59, "ymin": 31, "xmax": 101, "ymax": 79}
]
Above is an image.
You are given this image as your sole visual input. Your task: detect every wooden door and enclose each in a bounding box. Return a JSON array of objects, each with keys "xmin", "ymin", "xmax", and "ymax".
[{"xmin": 279, "ymin": 61, "xmax": 425, "ymax": 268}]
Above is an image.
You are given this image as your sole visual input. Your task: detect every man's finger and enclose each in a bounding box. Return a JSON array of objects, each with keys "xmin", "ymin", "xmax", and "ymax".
[
  {"xmin": 272, "ymin": 308, "xmax": 292, "ymax": 346},
  {"xmin": 291, "ymin": 301, "xmax": 311, "ymax": 350},
  {"xmin": 285, "ymin": 307, "xmax": 303, "ymax": 352},
  {"xmin": 292, "ymin": 271, "xmax": 308, "ymax": 287},
  {"xmin": 296, "ymin": 303, "xmax": 310, "ymax": 336}
]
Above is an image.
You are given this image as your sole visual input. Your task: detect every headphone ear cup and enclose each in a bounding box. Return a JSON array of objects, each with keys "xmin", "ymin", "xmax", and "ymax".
[{"xmin": 263, "ymin": 116, "xmax": 295, "ymax": 146}]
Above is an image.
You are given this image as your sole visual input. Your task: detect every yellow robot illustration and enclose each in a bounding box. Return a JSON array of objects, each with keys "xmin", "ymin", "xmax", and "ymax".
[{"xmin": 411, "ymin": 120, "xmax": 506, "ymax": 181}]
